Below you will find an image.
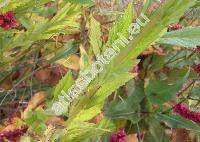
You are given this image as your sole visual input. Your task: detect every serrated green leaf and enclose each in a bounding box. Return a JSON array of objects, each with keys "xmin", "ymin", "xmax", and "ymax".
[
  {"xmin": 54, "ymin": 72, "xmax": 74, "ymax": 98},
  {"xmin": 2, "ymin": 3, "xmax": 81, "ymax": 52},
  {"xmin": 106, "ymin": 1, "xmax": 133, "ymax": 48},
  {"xmin": 87, "ymin": 72, "xmax": 135, "ymax": 107},
  {"xmin": 0, "ymin": 0, "xmax": 50, "ymax": 14},
  {"xmin": 62, "ymin": 122, "xmax": 111, "ymax": 142},
  {"xmin": 70, "ymin": 103, "xmax": 102, "ymax": 123}
]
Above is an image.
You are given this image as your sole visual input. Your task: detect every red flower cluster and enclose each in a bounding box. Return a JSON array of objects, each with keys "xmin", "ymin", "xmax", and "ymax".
[
  {"xmin": 173, "ymin": 103, "xmax": 200, "ymax": 123},
  {"xmin": 0, "ymin": 11, "xmax": 17, "ymax": 30},
  {"xmin": 195, "ymin": 46, "xmax": 200, "ymax": 53},
  {"xmin": 194, "ymin": 63, "xmax": 200, "ymax": 74},
  {"xmin": 131, "ymin": 66, "xmax": 139, "ymax": 73},
  {"xmin": 169, "ymin": 25, "xmax": 184, "ymax": 31},
  {"xmin": 0, "ymin": 127, "xmax": 28, "ymax": 142},
  {"xmin": 109, "ymin": 130, "xmax": 127, "ymax": 142}
]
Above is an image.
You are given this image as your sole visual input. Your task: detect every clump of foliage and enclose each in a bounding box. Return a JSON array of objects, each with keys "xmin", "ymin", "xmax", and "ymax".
[{"xmin": 0, "ymin": 0, "xmax": 200, "ymax": 142}]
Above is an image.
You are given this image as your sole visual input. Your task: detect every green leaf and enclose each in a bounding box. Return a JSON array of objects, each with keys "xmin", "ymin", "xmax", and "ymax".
[
  {"xmin": 70, "ymin": 103, "xmax": 102, "ymax": 123},
  {"xmin": 98, "ymin": 118, "xmax": 117, "ymax": 132},
  {"xmin": 141, "ymin": 0, "xmax": 154, "ymax": 13},
  {"xmin": 168, "ymin": 67, "xmax": 190, "ymax": 82},
  {"xmin": 18, "ymin": 16, "xmax": 33, "ymax": 30},
  {"xmin": 54, "ymin": 72, "xmax": 74, "ymax": 98},
  {"xmin": 156, "ymin": 113, "xmax": 200, "ymax": 133},
  {"xmin": 3, "ymin": 3, "xmax": 81, "ymax": 51},
  {"xmin": 150, "ymin": 55, "xmax": 165, "ymax": 71},
  {"xmin": 190, "ymin": 87, "xmax": 200, "ymax": 98},
  {"xmin": 66, "ymin": 72, "xmax": 136, "ymax": 129},
  {"xmin": 111, "ymin": 0, "xmax": 196, "ymax": 67},
  {"xmin": 158, "ymin": 26, "xmax": 200, "ymax": 48},
  {"xmin": 89, "ymin": 17, "xmax": 102, "ymax": 56},
  {"xmin": 24, "ymin": 109, "xmax": 48, "ymax": 133},
  {"xmin": 87, "ymin": 72, "xmax": 135, "ymax": 108},
  {"xmin": 105, "ymin": 80, "xmax": 145, "ymax": 123},
  {"xmin": 106, "ymin": 1, "xmax": 133, "ymax": 48},
  {"xmin": 67, "ymin": 0, "xmax": 95, "ymax": 5},
  {"xmin": 0, "ymin": 0, "xmax": 50, "ymax": 14},
  {"xmin": 61, "ymin": 122, "xmax": 111, "ymax": 142},
  {"xmin": 144, "ymin": 117, "xmax": 170, "ymax": 142},
  {"xmin": 80, "ymin": 45, "xmax": 90, "ymax": 70},
  {"xmin": 193, "ymin": 1, "xmax": 200, "ymax": 7},
  {"xmin": 36, "ymin": 4, "xmax": 57, "ymax": 18},
  {"xmin": 145, "ymin": 79, "xmax": 183, "ymax": 105},
  {"xmin": 145, "ymin": 68, "xmax": 190, "ymax": 104}
]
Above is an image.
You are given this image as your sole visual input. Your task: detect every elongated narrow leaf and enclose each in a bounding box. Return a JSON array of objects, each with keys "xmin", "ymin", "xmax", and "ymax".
[
  {"xmin": 80, "ymin": 45, "xmax": 90, "ymax": 70},
  {"xmin": 156, "ymin": 113, "xmax": 200, "ymax": 133},
  {"xmin": 54, "ymin": 72, "xmax": 74, "ymax": 98},
  {"xmin": 158, "ymin": 26, "xmax": 200, "ymax": 48},
  {"xmin": 67, "ymin": 0, "xmax": 94, "ymax": 5},
  {"xmin": 89, "ymin": 17, "xmax": 102, "ymax": 56}
]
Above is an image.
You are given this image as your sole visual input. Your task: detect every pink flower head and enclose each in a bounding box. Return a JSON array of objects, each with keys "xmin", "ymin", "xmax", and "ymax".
[
  {"xmin": 195, "ymin": 46, "xmax": 200, "ymax": 53},
  {"xmin": 189, "ymin": 112, "xmax": 200, "ymax": 123},
  {"xmin": 173, "ymin": 103, "xmax": 200, "ymax": 123},
  {"xmin": 0, "ymin": 126, "xmax": 28, "ymax": 142},
  {"xmin": 194, "ymin": 63, "xmax": 200, "ymax": 74},
  {"xmin": 131, "ymin": 66, "xmax": 139, "ymax": 73},
  {"xmin": 0, "ymin": 127, "xmax": 28, "ymax": 142},
  {"xmin": 0, "ymin": 11, "xmax": 18, "ymax": 30},
  {"xmin": 169, "ymin": 25, "xmax": 184, "ymax": 31},
  {"xmin": 173, "ymin": 103, "xmax": 190, "ymax": 117},
  {"xmin": 109, "ymin": 130, "xmax": 127, "ymax": 142}
]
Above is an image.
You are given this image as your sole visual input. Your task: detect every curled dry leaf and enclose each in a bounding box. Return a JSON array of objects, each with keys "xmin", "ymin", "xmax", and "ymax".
[
  {"xmin": 141, "ymin": 47, "xmax": 166, "ymax": 56},
  {"xmin": 88, "ymin": 113, "xmax": 104, "ymax": 124},
  {"xmin": 34, "ymin": 64, "xmax": 68, "ymax": 86},
  {"xmin": 0, "ymin": 78, "xmax": 12, "ymax": 90},
  {"xmin": 127, "ymin": 134, "xmax": 139, "ymax": 142},
  {"xmin": 171, "ymin": 128, "xmax": 191, "ymax": 142},
  {"xmin": 46, "ymin": 116, "xmax": 64, "ymax": 127},
  {"xmin": 57, "ymin": 33, "xmax": 81, "ymax": 43},
  {"xmin": 57, "ymin": 55, "xmax": 80, "ymax": 71},
  {"xmin": 23, "ymin": 91, "xmax": 45, "ymax": 119}
]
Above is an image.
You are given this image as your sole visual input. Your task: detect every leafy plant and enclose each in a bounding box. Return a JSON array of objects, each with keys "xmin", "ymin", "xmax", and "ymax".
[{"xmin": 0, "ymin": 0, "xmax": 199, "ymax": 142}]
